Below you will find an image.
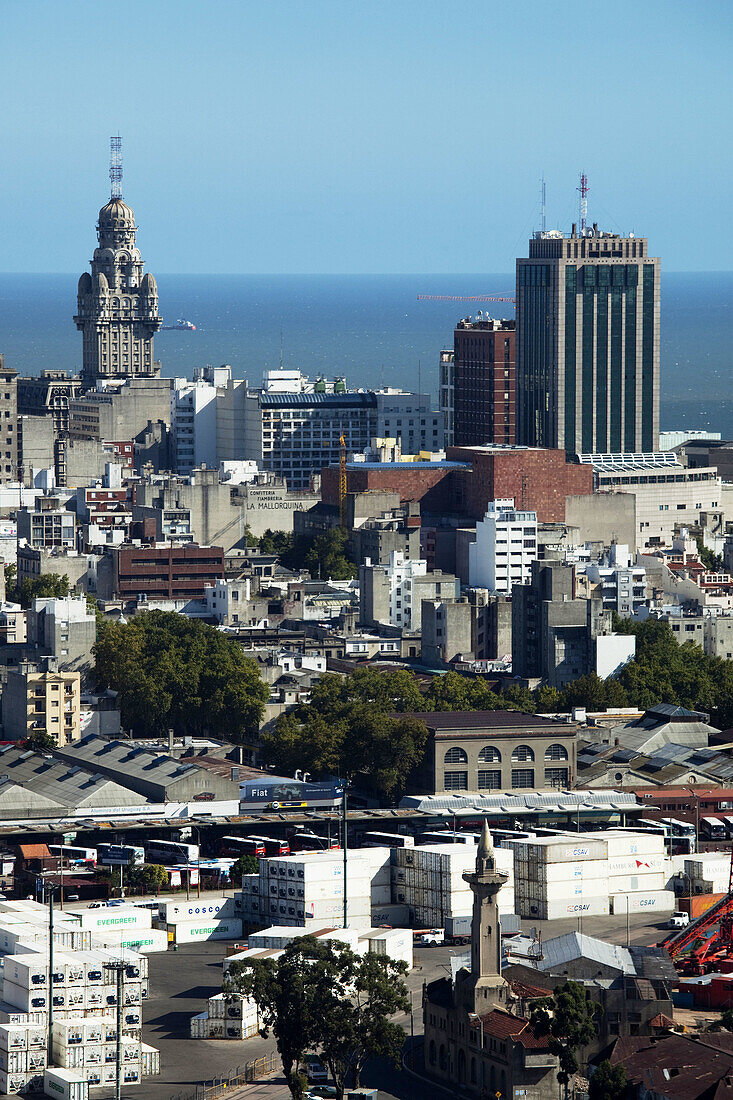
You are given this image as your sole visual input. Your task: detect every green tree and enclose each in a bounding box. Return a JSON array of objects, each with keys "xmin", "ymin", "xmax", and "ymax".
[
  {"xmin": 23, "ymin": 730, "xmax": 56, "ymax": 752},
  {"xmin": 229, "ymin": 854, "xmax": 260, "ymax": 882},
  {"xmin": 92, "ymin": 610, "xmax": 268, "ymax": 743},
  {"xmin": 720, "ymin": 1008, "xmax": 733, "ymax": 1031},
  {"xmin": 225, "ymin": 935, "xmax": 409, "ymax": 1100},
  {"xmin": 424, "ymin": 671, "xmax": 502, "ymax": 712},
  {"xmin": 530, "ymin": 981, "xmax": 601, "ymax": 1100},
  {"xmin": 18, "ymin": 572, "xmax": 69, "ymax": 609},
  {"xmin": 261, "ymin": 670, "xmax": 427, "ymax": 798},
  {"xmin": 4, "ymin": 563, "xmax": 16, "ymax": 599},
  {"xmin": 589, "ymin": 1061, "xmax": 628, "ymax": 1100},
  {"xmin": 139, "ymin": 864, "xmax": 168, "ymax": 895}
]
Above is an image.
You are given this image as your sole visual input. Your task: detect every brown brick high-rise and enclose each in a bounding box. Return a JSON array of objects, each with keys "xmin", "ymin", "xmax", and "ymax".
[{"xmin": 453, "ymin": 318, "xmax": 515, "ymax": 446}]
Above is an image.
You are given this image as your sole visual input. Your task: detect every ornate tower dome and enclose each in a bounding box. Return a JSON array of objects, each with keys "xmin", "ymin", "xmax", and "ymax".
[{"xmin": 74, "ymin": 137, "xmax": 161, "ymax": 391}]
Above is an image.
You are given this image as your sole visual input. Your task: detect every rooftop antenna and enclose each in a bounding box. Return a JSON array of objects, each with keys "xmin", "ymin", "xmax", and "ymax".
[
  {"xmin": 110, "ymin": 135, "xmax": 123, "ymax": 199},
  {"xmin": 540, "ymin": 176, "xmax": 546, "ymax": 232},
  {"xmin": 577, "ymin": 172, "xmax": 589, "ymax": 232}
]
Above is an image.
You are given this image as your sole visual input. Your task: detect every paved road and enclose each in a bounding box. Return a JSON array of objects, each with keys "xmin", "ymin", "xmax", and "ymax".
[{"xmin": 0, "ymin": 910, "xmax": 669, "ymax": 1099}]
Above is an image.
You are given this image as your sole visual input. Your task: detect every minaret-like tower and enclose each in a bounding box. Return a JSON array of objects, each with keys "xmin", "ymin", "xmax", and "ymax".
[
  {"xmin": 459, "ymin": 819, "xmax": 509, "ymax": 1013},
  {"xmin": 74, "ymin": 136, "xmax": 162, "ymax": 391}
]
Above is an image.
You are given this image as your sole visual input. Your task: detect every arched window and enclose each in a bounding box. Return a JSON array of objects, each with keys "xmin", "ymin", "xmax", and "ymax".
[
  {"xmin": 429, "ymin": 1041, "xmax": 436, "ymax": 1066},
  {"xmin": 457, "ymin": 1050, "xmax": 466, "ymax": 1083},
  {"xmin": 471, "ymin": 1058, "xmax": 477, "ymax": 1084},
  {"xmin": 545, "ymin": 743, "xmax": 568, "ymax": 762},
  {"xmin": 479, "ymin": 745, "xmax": 501, "ymax": 764},
  {"xmin": 511, "ymin": 744, "xmax": 535, "ymax": 763},
  {"xmin": 439, "ymin": 1045, "xmax": 447, "ymax": 1071},
  {"xmin": 444, "ymin": 747, "xmax": 468, "ymax": 765}
]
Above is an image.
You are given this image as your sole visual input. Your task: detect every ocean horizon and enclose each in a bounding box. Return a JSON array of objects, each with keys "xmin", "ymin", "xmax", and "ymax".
[{"xmin": 0, "ymin": 270, "xmax": 731, "ymax": 436}]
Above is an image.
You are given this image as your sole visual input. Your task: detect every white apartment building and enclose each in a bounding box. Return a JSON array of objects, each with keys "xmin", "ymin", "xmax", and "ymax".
[
  {"xmin": 171, "ymin": 365, "xmax": 231, "ymax": 475},
  {"xmin": 579, "ymin": 453, "xmax": 723, "ymax": 549},
  {"xmin": 216, "ymin": 371, "xmax": 444, "ymax": 491},
  {"xmin": 468, "ymin": 498, "xmax": 538, "ymax": 594},
  {"xmin": 585, "ymin": 543, "xmax": 647, "ymax": 617}
]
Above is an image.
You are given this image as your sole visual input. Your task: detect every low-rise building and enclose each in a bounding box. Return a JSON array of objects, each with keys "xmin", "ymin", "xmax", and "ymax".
[
  {"xmin": 28, "ymin": 595, "xmax": 97, "ymax": 673},
  {"xmin": 578, "ymin": 452, "xmax": 723, "ymax": 549},
  {"xmin": 584, "ymin": 543, "xmax": 647, "ymax": 616},
  {"xmin": 1, "ymin": 657, "xmax": 81, "ymax": 745},
  {"xmin": 403, "ymin": 710, "xmax": 578, "ymax": 794},
  {"xmin": 359, "ymin": 551, "xmax": 459, "ymax": 632},
  {"xmin": 96, "ymin": 542, "xmax": 226, "ymax": 602},
  {"xmin": 512, "ymin": 560, "xmax": 635, "ymax": 688},
  {"xmin": 468, "ymin": 499, "xmax": 537, "ymax": 594},
  {"xmin": 16, "ymin": 495, "xmax": 76, "ymax": 550}
]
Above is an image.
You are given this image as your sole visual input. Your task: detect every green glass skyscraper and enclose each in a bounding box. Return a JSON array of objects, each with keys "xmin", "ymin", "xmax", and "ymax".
[{"xmin": 515, "ymin": 225, "xmax": 660, "ymax": 455}]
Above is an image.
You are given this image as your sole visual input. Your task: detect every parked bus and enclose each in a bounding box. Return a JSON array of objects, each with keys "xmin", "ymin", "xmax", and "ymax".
[
  {"xmin": 258, "ymin": 837, "xmax": 291, "ymax": 857},
  {"xmin": 48, "ymin": 845, "xmax": 97, "ymax": 867},
  {"xmin": 220, "ymin": 837, "xmax": 265, "ymax": 858},
  {"xmin": 700, "ymin": 816, "xmax": 727, "ymax": 842},
  {"xmin": 361, "ymin": 832, "xmax": 414, "ymax": 849},
  {"xmin": 290, "ymin": 831, "xmax": 340, "ymax": 853},
  {"xmin": 419, "ymin": 830, "xmax": 476, "ymax": 846},
  {"xmin": 96, "ymin": 844, "xmax": 145, "ymax": 867},
  {"xmin": 143, "ymin": 839, "xmax": 199, "ymax": 865},
  {"xmin": 658, "ymin": 818, "xmax": 697, "ymax": 853}
]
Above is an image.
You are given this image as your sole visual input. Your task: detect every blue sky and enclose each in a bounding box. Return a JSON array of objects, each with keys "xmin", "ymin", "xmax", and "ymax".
[{"xmin": 4, "ymin": 0, "xmax": 731, "ymax": 273}]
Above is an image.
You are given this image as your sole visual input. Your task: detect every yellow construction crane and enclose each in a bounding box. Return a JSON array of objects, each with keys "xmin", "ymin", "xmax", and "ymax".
[{"xmin": 339, "ymin": 432, "xmax": 347, "ymax": 528}]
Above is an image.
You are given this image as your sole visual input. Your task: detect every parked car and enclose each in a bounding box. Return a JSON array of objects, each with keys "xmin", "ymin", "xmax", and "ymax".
[{"xmin": 667, "ymin": 911, "xmax": 690, "ymax": 929}]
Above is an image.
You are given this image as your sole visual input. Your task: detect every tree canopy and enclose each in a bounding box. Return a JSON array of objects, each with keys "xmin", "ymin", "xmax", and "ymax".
[
  {"xmin": 257, "ymin": 528, "xmax": 356, "ymax": 580},
  {"xmin": 225, "ymin": 934, "xmax": 409, "ymax": 1100},
  {"xmin": 530, "ymin": 981, "xmax": 602, "ymax": 1100},
  {"xmin": 16, "ymin": 572, "xmax": 70, "ymax": 609},
  {"xmin": 261, "ymin": 668, "xmax": 428, "ymax": 797},
  {"xmin": 93, "ymin": 610, "xmax": 268, "ymax": 742},
  {"xmin": 589, "ymin": 1060, "xmax": 628, "ymax": 1100}
]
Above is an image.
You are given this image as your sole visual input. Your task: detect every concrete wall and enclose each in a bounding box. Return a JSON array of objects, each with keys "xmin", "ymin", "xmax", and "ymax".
[{"xmin": 565, "ymin": 491, "xmax": 637, "ymax": 552}]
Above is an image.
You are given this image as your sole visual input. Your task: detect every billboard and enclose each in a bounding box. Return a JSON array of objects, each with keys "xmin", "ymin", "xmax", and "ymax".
[{"xmin": 239, "ymin": 778, "xmax": 343, "ymax": 811}]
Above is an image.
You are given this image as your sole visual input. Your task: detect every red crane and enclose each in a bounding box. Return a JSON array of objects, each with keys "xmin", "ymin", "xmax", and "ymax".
[
  {"xmin": 661, "ymin": 845, "xmax": 733, "ymax": 975},
  {"xmin": 417, "ymin": 294, "xmax": 515, "ymax": 303}
]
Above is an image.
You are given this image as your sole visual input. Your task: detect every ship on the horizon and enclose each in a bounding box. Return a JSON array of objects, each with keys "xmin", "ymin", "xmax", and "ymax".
[{"xmin": 161, "ymin": 318, "xmax": 197, "ymax": 331}]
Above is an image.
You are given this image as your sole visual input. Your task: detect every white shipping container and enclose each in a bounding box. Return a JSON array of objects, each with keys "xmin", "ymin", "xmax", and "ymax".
[
  {"xmin": 141, "ymin": 1043, "xmax": 160, "ymax": 1076},
  {"xmin": 603, "ymin": 832, "xmax": 665, "ymax": 858},
  {"xmin": 44, "ymin": 1066, "xmax": 89, "ymax": 1100},
  {"xmin": 607, "ymin": 873, "xmax": 665, "ymax": 894},
  {"xmin": 0, "ymin": 1070, "xmax": 32, "ymax": 1095},
  {"xmin": 521, "ymin": 838, "xmax": 608, "ymax": 863},
  {"xmin": 190, "ymin": 1012, "xmax": 208, "ymax": 1039},
  {"xmin": 75, "ymin": 908, "xmax": 152, "ymax": 933},
  {"xmin": 370, "ymin": 904, "xmax": 410, "ymax": 926},
  {"xmin": 158, "ymin": 898, "xmax": 237, "ymax": 924},
  {"xmin": 544, "ymin": 896, "xmax": 610, "ymax": 920},
  {"xmin": 0, "ymin": 1048, "xmax": 26, "ymax": 1073},
  {"xmin": 170, "ymin": 918, "xmax": 243, "ymax": 944},
  {"xmin": 95, "ymin": 928, "xmax": 169, "ymax": 954},
  {"xmin": 610, "ymin": 890, "xmax": 676, "ymax": 914},
  {"xmin": 0, "ymin": 1023, "xmax": 29, "ymax": 1051},
  {"xmin": 3, "ymin": 982, "xmax": 47, "ymax": 1014},
  {"xmin": 26, "ymin": 1049, "xmax": 46, "ymax": 1072}
]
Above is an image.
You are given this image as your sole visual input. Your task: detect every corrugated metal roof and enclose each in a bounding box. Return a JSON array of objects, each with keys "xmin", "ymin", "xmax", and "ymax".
[{"xmin": 260, "ymin": 393, "xmax": 377, "ymax": 409}]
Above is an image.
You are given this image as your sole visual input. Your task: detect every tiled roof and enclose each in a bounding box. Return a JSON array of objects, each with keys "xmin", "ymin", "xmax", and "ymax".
[
  {"xmin": 403, "ymin": 710, "xmax": 574, "ymax": 732},
  {"xmin": 479, "ymin": 1009, "xmax": 551, "ymax": 1050},
  {"xmin": 18, "ymin": 843, "xmax": 52, "ymax": 859}
]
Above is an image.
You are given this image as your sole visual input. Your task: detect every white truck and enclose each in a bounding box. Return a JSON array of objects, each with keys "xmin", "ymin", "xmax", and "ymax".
[
  {"xmin": 415, "ymin": 929, "xmax": 445, "ymax": 947},
  {"xmin": 667, "ymin": 911, "xmax": 690, "ymax": 929}
]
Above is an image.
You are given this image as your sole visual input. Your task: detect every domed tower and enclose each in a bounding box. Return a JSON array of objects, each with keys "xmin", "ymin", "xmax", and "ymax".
[{"xmin": 74, "ymin": 137, "xmax": 162, "ymax": 390}]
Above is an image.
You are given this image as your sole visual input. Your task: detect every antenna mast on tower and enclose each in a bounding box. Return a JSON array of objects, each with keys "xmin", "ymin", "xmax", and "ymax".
[
  {"xmin": 577, "ymin": 172, "xmax": 589, "ymax": 232},
  {"xmin": 110, "ymin": 135, "xmax": 123, "ymax": 199},
  {"xmin": 540, "ymin": 176, "xmax": 547, "ymax": 232}
]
